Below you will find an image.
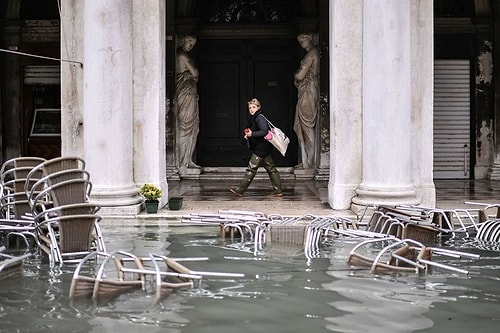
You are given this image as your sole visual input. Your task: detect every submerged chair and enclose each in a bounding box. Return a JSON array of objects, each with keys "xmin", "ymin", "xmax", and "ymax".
[
  {"xmin": 0, "ymin": 250, "xmax": 31, "ymax": 281},
  {"xmin": 70, "ymin": 251, "xmax": 201, "ymax": 304},
  {"xmin": 347, "ymin": 237, "xmax": 479, "ymax": 274},
  {"xmin": 146, "ymin": 253, "xmax": 200, "ymax": 304},
  {"xmin": 69, "ymin": 251, "xmax": 147, "ymax": 301},
  {"xmin": 35, "ymin": 211, "xmax": 106, "ymax": 267},
  {"xmin": 0, "ymin": 218, "xmax": 37, "ymax": 249},
  {"xmin": 475, "ymin": 220, "xmax": 500, "ymax": 242}
]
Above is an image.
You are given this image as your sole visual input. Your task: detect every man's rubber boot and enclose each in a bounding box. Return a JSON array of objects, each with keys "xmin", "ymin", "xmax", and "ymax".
[
  {"xmin": 229, "ymin": 170, "xmax": 255, "ymax": 196},
  {"xmin": 268, "ymin": 172, "xmax": 283, "ymax": 197}
]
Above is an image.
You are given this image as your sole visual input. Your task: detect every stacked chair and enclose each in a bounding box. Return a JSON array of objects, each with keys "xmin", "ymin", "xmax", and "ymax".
[
  {"xmin": 0, "ymin": 157, "xmax": 46, "ymax": 221},
  {"xmin": 23, "ymin": 156, "xmax": 106, "ymax": 267},
  {"xmin": 0, "ymin": 157, "xmax": 46, "ymax": 248}
]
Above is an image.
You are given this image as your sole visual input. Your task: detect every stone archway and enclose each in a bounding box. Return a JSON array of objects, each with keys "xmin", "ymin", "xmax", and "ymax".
[{"xmin": 167, "ymin": 0, "xmax": 328, "ymax": 180}]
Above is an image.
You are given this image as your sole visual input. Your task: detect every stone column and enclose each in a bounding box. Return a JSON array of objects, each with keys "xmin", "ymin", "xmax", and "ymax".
[
  {"xmin": 327, "ymin": 0, "xmax": 363, "ymax": 209},
  {"xmin": 351, "ymin": 0, "xmax": 418, "ymax": 209},
  {"xmin": 131, "ymin": 0, "xmax": 168, "ymax": 208},
  {"xmin": 83, "ymin": 0, "xmax": 142, "ymax": 213},
  {"xmin": 410, "ymin": 0, "xmax": 435, "ymax": 207},
  {"xmin": 489, "ymin": 0, "xmax": 500, "ymax": 180},
  {"xmin": 60, "ymin": 0, "xmax": 84, "ymax": 158}
]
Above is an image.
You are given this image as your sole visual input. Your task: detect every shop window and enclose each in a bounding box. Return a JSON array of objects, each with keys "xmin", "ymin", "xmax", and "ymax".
[{"xmin": 30, "ymin": 108, "xmax": 61, "ymax": 137}]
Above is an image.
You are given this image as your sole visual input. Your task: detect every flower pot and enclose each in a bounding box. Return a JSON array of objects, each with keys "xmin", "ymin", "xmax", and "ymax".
[
  {"xmin": 168, "ymin": 197, "xmax": 183, "ymax": 210},
  {"xmin": 145, "ymin": 200, "xmax": 159, "ymax": 214}
]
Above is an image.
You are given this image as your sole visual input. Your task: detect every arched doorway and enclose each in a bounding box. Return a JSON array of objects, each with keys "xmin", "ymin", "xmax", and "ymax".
[{"xmin": 170, "ymin": 0, "xmax": 323, "ymax": 174}]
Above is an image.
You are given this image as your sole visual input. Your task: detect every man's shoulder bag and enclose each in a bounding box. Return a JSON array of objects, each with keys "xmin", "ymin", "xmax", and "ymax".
[{"xmin": 259, "ymin": 114, "xmax": 290, "ymax": 157}]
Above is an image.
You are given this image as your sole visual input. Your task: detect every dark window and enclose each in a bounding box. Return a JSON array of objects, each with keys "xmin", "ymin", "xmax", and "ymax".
[
  {"xmin": 196, "ymin": 0, "xmax": 299, "ymax": 23},
  {"xmin": 434, "ymin": 0, "xmax": 475, "ymax": 17},
  {"xmin": 20, "ymin": 0, "xmax": 59, "ymax": 19}
]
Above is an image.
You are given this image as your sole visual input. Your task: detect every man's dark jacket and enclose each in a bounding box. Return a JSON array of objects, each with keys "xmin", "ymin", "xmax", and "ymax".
[{"xmin": 246, "ymin": 110, "xmax": 273, "ymax": 157}]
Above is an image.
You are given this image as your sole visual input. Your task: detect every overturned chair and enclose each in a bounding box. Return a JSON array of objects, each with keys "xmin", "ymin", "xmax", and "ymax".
[
  {"xmin": 0, "ymin": 247, "xmax": 31, "ymax": 281},
  {"xmin": 69, "ymin": 250, "xmax": 149, "ymax": 302},
  {"xmin": 347, "ymin": 237, "xmax": 479, "ymax": 274},
  {"xmin": 69, "ymin": 250, "xmax": 243, "ymax": 305}
]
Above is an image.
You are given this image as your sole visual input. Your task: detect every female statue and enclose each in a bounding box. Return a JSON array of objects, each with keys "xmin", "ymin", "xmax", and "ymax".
[
  {"xmin": 175, "ymin": 35, "xmax": 200, "ymax": 169},
  {"xmin": 294, "ymin": 33, "xmax": 319, "ymax": 170}
]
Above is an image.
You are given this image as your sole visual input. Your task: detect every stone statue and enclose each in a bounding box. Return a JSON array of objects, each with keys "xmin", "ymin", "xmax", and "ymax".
[
  {"xmin": 294, "ymin": 33, "xmax": 319, "ymax": 170},
  {"xmin": 175, "ymin": 35, "xmax": 200, "ymax": 169}
]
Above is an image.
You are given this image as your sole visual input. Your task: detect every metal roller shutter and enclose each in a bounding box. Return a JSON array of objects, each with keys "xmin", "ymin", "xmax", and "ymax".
[{"xmin": 433, "ymin": 59, "xmax": 471, "ymax": 179}]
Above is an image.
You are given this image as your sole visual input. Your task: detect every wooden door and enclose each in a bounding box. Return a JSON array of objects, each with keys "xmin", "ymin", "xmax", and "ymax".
[{"xmin": 196, "ymin": 38, "xmax": 298, "ymax": 167}]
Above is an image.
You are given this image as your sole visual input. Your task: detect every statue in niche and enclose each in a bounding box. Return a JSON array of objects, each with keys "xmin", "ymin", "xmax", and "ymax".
[
  {"xmin": 294, "ymin": 33, "xmax": 319, "ymax": 170},
  {"xmin": 175, "ymin": 34, "xmax": 200, "ymax": 169},
  {"xmin": 477, "ymin": 120, "xmax": 492, "ymax": 166}
]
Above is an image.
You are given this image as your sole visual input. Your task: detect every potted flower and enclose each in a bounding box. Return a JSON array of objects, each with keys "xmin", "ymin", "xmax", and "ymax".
[{"xmin": 139, "ymin": 183, "xmax": 162, "ymax": 213}]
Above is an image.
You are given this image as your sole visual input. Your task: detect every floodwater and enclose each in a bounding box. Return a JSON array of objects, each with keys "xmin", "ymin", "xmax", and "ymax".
[{"xmin": 1, "ymin": 222, "xmax": 500, "ymax": 333}]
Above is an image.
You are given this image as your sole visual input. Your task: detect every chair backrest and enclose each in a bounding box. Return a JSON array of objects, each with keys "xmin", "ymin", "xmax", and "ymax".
[
  {"xmin": 25, "ymin": 158, "xmax": 89, "ymax": 211},
  {"xmin": 1, "ymin": 157, "xmax": 45, "ymax": 204},
  {"xmin": 3, "ymin": 178, "xmax": 39, "ymax": 194},
  {"xmin": 54, "ymin": 214, "xmax": 99, "ymax": 253},
  {"xmin": 1, "ymin": 167, "xmax": 43, "ymax": 185},
  {"xmin": 0, "ymin": 157, "xmax": 45, "ymax": 176},
  {"xmin": 0, "ymin": 192, "xmax": 32, "ymax": 220},
  {"xmin": 34, "ymin": 203, "xmax": 101, "ymax": 224},
  {"xmin": 40, "ymin": 156, "xmax": 85, "ymax": 176},
  {"xmin": 45, "ymin": 169, "xmax": 91, "ymax": 186},
  {"xmin": 34, "ymin": 178, "xmax": 92, "ymax": 209},
  {"xmin": 476, "ymin": 220, "xmax": 500, "ymax": 242},
  {"xmin": 366, "ymin": 211, "xmax": 388, "ymax": 232}
]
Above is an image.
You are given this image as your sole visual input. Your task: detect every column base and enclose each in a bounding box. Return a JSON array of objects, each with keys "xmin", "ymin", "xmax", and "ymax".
[
  {"xmin": 351, "ymin": 186, "xmax": 419, "ymax": 214},
  {"xmin": 328, "ymin": 182, "xmax": 358, "ymax": 210},
  {"xmin": 475, "ymin": 166, "xmax": 489, "ymax": 179},
  {"xmin": 90, "ymin": 185, "xmax": 143, "ymax": 215},
  {"xmin": 99, "ymin": 203, "xmax": 143, "ymax": 216},
  {"xmin": 488, "ymin": 163, "xmax": 500, "ymax": 180}
]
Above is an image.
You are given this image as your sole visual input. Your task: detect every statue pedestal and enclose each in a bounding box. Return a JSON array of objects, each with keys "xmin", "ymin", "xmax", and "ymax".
[
  {"xmin": 178, "ymin": 166, "xmax": 201, "ymax": 179},
  {"xmin": 294, "ymin": 168, "xmax": 315, "ymax": 180}
]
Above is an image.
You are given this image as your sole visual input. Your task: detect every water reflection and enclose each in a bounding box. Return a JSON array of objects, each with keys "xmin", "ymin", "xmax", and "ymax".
[{"xmin": 323, "ymin": 272, "xmax": 443, "ymax": 332}]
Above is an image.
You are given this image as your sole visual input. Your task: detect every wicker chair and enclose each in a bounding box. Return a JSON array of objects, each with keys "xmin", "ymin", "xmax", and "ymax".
[
  {"xmin": 35, "ymin": 212, "xmax": 105, "ymax": 267},
  {"xmin": 347, "ymin": 237, "xmax": 478, "ymax": 274},
  {"xmin": 0, "ymin": 251, "xmax": 31, "ymax": 281},
  {"xmin": 69, "ymin": 251, "xmax": 147, "ymax": 301}
]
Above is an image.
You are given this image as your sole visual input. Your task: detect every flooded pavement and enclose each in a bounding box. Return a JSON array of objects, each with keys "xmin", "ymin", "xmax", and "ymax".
[{"xmin": 1, "ymin": 222, "xmax": 500, "ymax": 333}]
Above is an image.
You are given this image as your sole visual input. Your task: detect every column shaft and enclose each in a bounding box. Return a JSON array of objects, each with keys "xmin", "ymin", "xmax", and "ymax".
[
  {"xmin": 83, "ymin": 0, "xmax": 141, "ymax": 210},
  {"xmin": 132, "ymin": 0, "xmax": 168, "ymax": 207},
  {"xmin": 352, "ymin": 0, "xmax": 418, "ymax": 207}
]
